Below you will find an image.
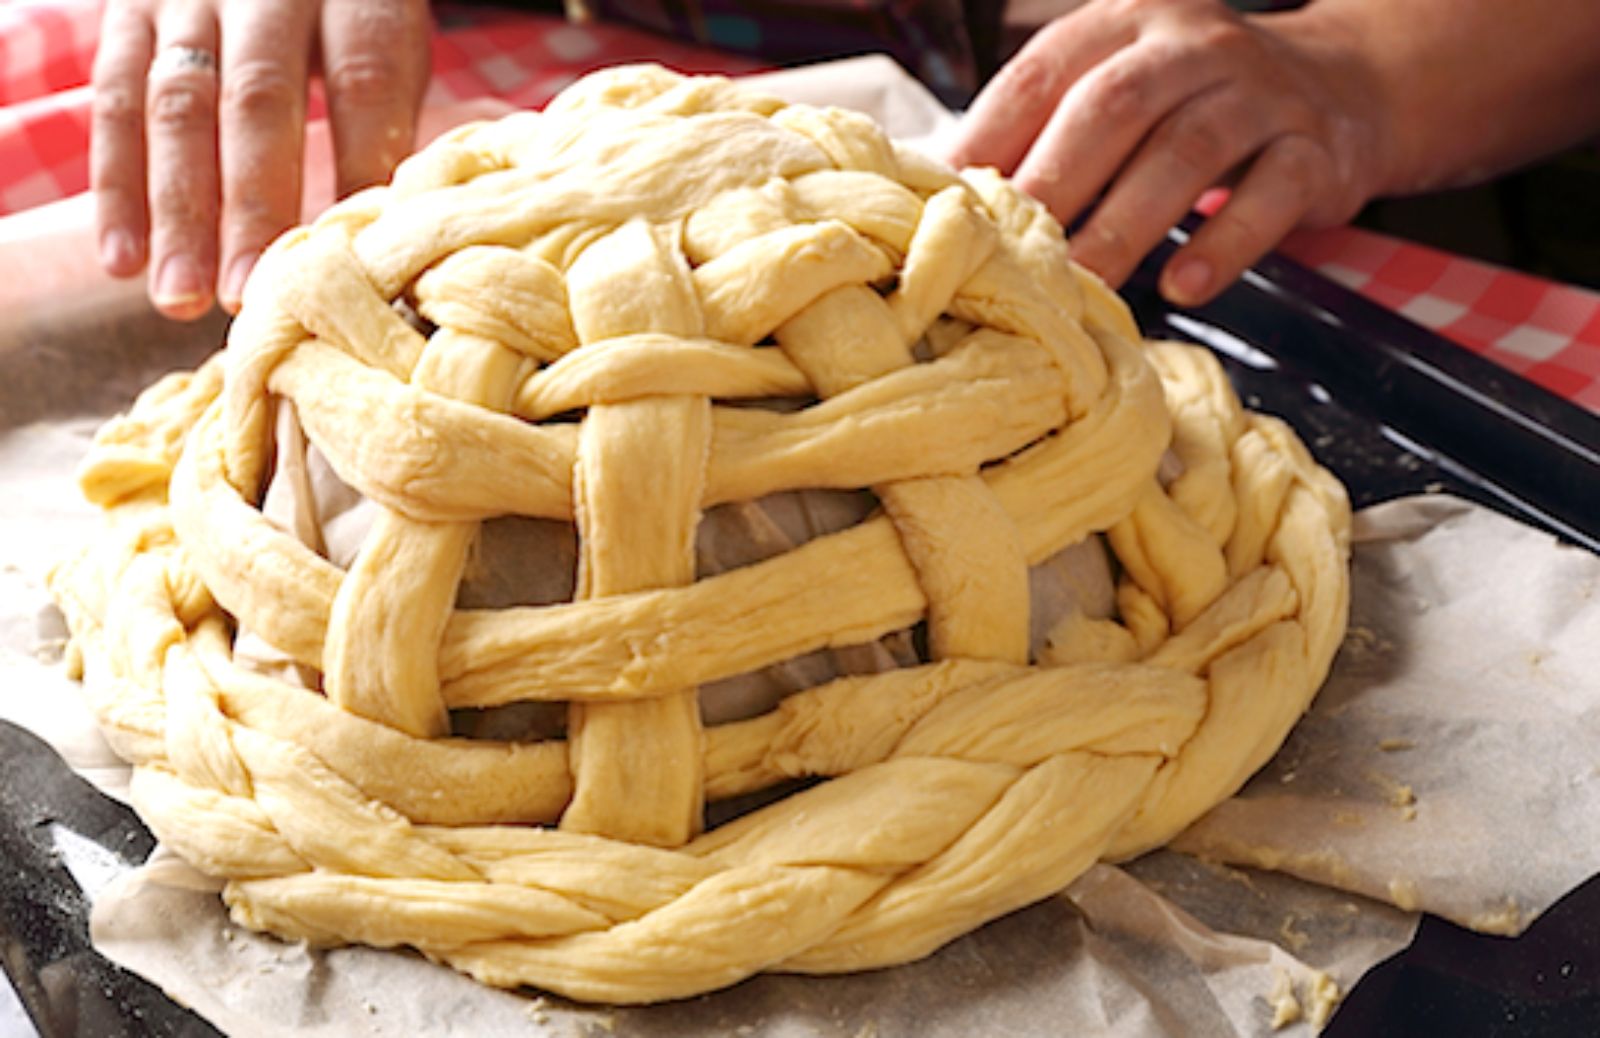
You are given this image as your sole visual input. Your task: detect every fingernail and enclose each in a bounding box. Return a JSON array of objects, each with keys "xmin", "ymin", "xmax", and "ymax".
[
  {"xmin": 1163, "ymin": 257, "xmax": 1212, "ymax": 305},
  {"xmin": 100, "ymin": 229, "xmax": 139, "ymax": 273},
  {"xmin": 153, "ymin": 254, "xmax": 206, "ymax": 308},
  {"xmin": 221, "ymin": 254, "xmax": 257, "ymax": 311}
]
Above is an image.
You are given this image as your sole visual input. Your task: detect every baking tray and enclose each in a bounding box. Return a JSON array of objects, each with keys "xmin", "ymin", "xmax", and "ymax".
[{"xmin": 4, "ymin": 235, "xmax": 1599, "ymax": 1036}]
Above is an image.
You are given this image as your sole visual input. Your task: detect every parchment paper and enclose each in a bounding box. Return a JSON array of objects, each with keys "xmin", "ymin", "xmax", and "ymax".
[{"xmin": 4, "ymin": 56, "xmax": 1600, "ymax": 1038}]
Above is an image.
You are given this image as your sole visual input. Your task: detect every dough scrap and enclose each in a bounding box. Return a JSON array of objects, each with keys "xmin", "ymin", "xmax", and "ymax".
[{"xmin": 50, "ymin": 64, "xmax": 1350, "ymax": 1004}]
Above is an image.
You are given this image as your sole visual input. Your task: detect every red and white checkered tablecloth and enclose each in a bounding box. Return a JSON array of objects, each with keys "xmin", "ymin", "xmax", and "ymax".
[
  {"xmin": 4, "ymin": 0, "xmax": 1599, "ymax": 414},
  {"xmin": 1278, "ymin": 225, "xmax": 1600, "ymax": 412}
]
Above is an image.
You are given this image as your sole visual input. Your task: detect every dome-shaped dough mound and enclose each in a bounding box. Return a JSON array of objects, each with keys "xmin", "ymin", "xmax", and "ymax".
[{"xmin": 51, "ymin": 65, "xmax": 1350, "ymax": 1004}]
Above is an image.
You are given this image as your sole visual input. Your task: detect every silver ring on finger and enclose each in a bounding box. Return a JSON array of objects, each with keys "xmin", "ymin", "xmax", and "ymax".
[{"xmin": 149, "ymin": 45, "xmax": 219, "ymax": 79}]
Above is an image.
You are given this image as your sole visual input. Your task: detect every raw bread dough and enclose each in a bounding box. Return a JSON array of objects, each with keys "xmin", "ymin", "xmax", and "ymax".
[{"xmin": 49, "ymin": 64, "xmax": 1351, "ymax": 1004}]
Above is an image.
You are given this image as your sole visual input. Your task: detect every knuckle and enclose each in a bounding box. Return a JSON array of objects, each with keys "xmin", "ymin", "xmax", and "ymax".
[
  {"xmin": 1085, "ymin": 61, "xmax": 1153, "ymax": 129},
  {"xmin": 324, "ymin": 53, "xmax": 403, "ymax": 109},
  {"xmin": 1165, "ymin": 110, "xmax": 1234, "ymax": 175},
  {"xmin": 1272, "ymin": 136, "xmax": 1326, "ymax": 204},
  {"xmin": 995, "ymin": 50, "xmax": 1065, "ymax": 113},
  {"xmin": 151, "ymin": 178, "xmax": 211, "ymax": 227},
  {"xmin": 147, "ymin": 81, "xmax": 214, "ymax": 134},
  {"xmin": 222, "ymin": 60, "xmax": 300, "ymax": 124},
  {"xmin": 225, "ymin": 195, "xmax": 289, "ymax": 242},
  {"xmin": 94, "ymin": 85, "xmax": 143, "ymax": 131},
  {"xmin": 1191, "ymin": 18, "xmax": 1250, "ymax": 56}
]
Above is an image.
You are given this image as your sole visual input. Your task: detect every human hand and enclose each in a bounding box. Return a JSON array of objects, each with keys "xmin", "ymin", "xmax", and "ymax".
[
  {"xmin": 947, "ymin": 0, "xmax": 1388, "ymax": 306},
  {"xmin": 92, "ymin": 0, "xmax": 432, "ymax": 320}
]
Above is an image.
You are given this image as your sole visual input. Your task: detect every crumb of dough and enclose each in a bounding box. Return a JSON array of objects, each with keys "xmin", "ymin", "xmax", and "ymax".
[
  {"xmin": 1363, "ymin": 769, "xmax": 1416, "ymax": 809},
  {"xmin": 1278, "ymin": 913, "xmax": 1310, "ymax": 952},
  {"xmin": 1334, "ymin": 810, "xmax": 1364, "ymax": 827},
  {"xmin": 1306, "ymin": 971, "xmax": 1342, "ymax": 1030},
  {"xmin": 1387, "ymin": 877, "xmax": 1420, "ymax": 911},
  {"xmin": 589, "ymin": 1011, "xmax": 617, "ymax": 1033},
  {"xmin": 1342, "ymin": 625, "xmax": 1394, "ymax": 656},
  {"xmin": 1264, "ymin": 969, "xmax": 1343, "ymax": 1032},
  {"xmin": 1470, "ymin": 899, "xmax": 1527, "ymax": 936},
  {"xmin": 1198, "ymin": 857, "xmax": 1260, "ymax": 893},
  {"xmin": 1268, "ymin": 968, "xmax": 1300, "ymax": 1029},
  {"xmin": 1377, "ymin": 738, "xmax": 1415, "ymax": 752}
]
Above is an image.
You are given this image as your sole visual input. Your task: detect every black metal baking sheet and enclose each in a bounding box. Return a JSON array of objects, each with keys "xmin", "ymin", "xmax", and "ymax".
[
  {"xmin": 4, "ymin": 238, "xmax": 1599, "ymax": 1036},
  {"xmin": 1127, "ymin": 223, "xmax": 1600, "ymax": 552}
]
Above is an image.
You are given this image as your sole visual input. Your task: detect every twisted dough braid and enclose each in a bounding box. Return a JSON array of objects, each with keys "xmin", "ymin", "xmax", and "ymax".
[{"xmin": 49, "ymin": 65, "xmax": 1350, "ymax": 1003}]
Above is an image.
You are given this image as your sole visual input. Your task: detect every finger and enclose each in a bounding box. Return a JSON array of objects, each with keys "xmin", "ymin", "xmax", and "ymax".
[
  {"xmin": 320, "ymin": 0, "xmax": 432, "ymax": 197},
  {"xmin": 1070, "ymin": 83, "xmax": 1277, "ymax": 288},
  {"xmin": 945, "ymin": 11, "xmax": 1132, "ymax": 174},
  {"xmin": 145, "ymin": 4, "xmax": 222, "ymax": 320},
  {"xmin": 91, "ymin": 3, "xmax": 155, "ymax": 277},
  {"xmin": 1013, "ymin": 36, "xmax": 1223, "ymax": 230},
  {"xmin": 217, "ymin": 1, "xmax": 317, "ymax": 312},
  {"xmin": 1160, "ymin": 134, "xmax": 1330, "ymax": 307}
]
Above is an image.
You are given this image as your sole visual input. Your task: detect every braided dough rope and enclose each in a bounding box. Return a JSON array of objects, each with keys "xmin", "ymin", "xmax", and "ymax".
[{"xmin": 49, "ymin": 65, "xmax": 1351, "ymax": 1004}]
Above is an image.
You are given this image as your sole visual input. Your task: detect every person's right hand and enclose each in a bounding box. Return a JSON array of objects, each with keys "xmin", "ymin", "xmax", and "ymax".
[
  {"xmin": 92, "ymin": 0, "xmax": 432, "ymax": 321},
  {"xmin": 947, "ymin": 0, "xmax": 1391, "ymax": 306}
]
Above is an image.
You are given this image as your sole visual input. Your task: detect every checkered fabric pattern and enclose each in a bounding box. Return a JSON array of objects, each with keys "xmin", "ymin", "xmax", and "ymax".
[
  {"xmin": 3, "ymin": 0, "xmax": 1597, "ymax": 413},
  {"xmin": 1280, "ymin": 226, "xmax": 1600, "ymax": 413},
  {"xmin": 426, "ymin": 5, "xmax": 764, "ymax": 109},
  {"xmin": 0, "ymin": 0, "xmax": 100, "ymax": 212}
]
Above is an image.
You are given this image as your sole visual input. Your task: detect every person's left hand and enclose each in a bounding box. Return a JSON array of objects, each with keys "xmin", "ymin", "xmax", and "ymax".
[{"xmin": 946, "ymin": 0, "xmax": 1388, "ymax": 306}]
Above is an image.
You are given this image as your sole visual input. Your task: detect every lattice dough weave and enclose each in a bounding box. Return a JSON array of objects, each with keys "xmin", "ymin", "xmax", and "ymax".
[{"xmin": 49, "ymin": 65, "xmax": 1351, "ymax": 1004}]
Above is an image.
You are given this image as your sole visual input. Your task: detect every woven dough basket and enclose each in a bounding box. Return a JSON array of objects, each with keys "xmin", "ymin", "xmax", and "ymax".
[{"xmin": 50, "ymin": 64, "xmax": 1350, "ymax": 1004}]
